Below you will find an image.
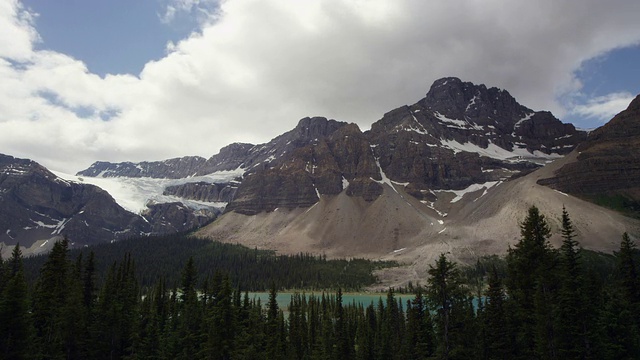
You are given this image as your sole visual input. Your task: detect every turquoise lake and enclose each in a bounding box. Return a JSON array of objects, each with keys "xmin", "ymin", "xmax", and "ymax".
[{"xmin": 247, "ymin": 292, "xmax": 416, "ymax": 309}]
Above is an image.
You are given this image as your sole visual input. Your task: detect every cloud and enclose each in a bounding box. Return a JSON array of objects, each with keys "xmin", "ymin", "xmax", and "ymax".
[
  {"xmin": 160, "ymin": 0, "xmax": 220, "ymax": 25},
  {"xmin": 1, "ymin": 0, "xmax": 640, "ymax": 173},
  {"xmin": 570, "ymin": 92, "xmax": 635, "ymax": 122},
  {"xmin": 0, "ymin": 0, "xmax": 38, "ymax": 61}
]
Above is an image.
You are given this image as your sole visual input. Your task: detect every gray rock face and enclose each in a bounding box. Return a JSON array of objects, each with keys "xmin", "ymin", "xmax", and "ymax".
[
  {"xmin": 142, "ymin": 202, "xmax": 219, "ymax": 233},
  {"xmin": 63, "ymin": 78, "xmax": 588, "ymax": 226},
  {"xmin": 199, "ymin": 143, "xmax": 254, "ymax": 173},
  {"xmin": 0, "ymin": 154, "xmax": 149, "ymax": 249},
  {"xmin": 197, "ymin": 78, "xmax": 587, "ymax": 214},
  {"xmin": 163, "ymin": 182, "xmax": 238, "ymax": 203},
  {"xmin": 78, "ymin": 156, "xmax": 208, "ymax": 179},
  {"xmin": 365, "ymin": 77, "xmax": 585, "ymax": 192},
  {"xmin": 0, "ymin": 154, "xmax": 228, "ymax": 253},
  {"xmin": 538, "ymin": 94, "xmax": 640, "ymax": 203}
]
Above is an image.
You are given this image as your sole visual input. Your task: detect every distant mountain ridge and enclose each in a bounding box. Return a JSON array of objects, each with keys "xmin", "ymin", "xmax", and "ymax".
[
  {"xmin": 78, "ymin": 77, "xmax": 585, "ymax": 215},
  {"xmin": 2, "ymin": 77, "xmax": 608, "ymax": 258},
  {"xmin": 0, "ymin": 154, "xmax": 222, "ymax": 257}
]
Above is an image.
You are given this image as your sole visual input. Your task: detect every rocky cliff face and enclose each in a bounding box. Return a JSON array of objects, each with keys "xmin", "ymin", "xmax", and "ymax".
[
  {"xmin": 0, "ymin": 154, "xmax": 149, "ymax": 251},
  {"xmin": 227, "ymin": 78, "xmax": 584, "ymax": 213},
  {"xmin": 163, "ymin": 182, "xmax": 238, "ymax": 203},
  {"xmin": 37, "ymin": 77, "xmax": 589, "ymax": 250},
  {"xmin": 366, "ymin": 77, "xmax": 585, "ymax": 191},
  {"xmin": 538, "ymin": 94, "xmax": 640, "ymax": 211},
  {"xmin": 78, "ymin": 156, "xmax": 209, "ymax": 179},
  {"xmin": 76, "ymin": 77, "xmax": 585, "ymax": 215},
  {"xmin": 0, "ymin": 154, "xmax": 227, "ymax": 255}
]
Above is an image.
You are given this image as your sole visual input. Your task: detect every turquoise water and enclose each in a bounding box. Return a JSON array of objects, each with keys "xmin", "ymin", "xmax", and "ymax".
[{"xmin": 247, "ymin": 292, "xmax": 416, "ymax": 309}]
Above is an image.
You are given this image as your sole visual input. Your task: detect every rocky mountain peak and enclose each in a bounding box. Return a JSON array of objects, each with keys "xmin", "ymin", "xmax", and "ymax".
[
  {"xmin": 293, "ymin": 117, "xmax": 347, "ymax": 142},
  {"xmin": 585, "ymin": 94, "xmax": 640, "ymax": 144},
  {"xmin": 421, "ymin": 77, "xmax": 530, "ymax": 126},
  {"xmin": 200, "ymin": 142, "xmax": 254, "ymax": 174}
]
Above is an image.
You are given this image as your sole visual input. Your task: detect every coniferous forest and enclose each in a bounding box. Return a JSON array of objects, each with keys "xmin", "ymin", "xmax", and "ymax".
[{"xmin": 1, "ymin": 206, "xmax": 640, "ymax": 359}]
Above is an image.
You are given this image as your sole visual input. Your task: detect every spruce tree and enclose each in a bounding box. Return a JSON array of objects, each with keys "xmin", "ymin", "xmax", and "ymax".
[
  {"xmin": 178, "ymin": 257, "xmax": 201, "ymax": 358},
  {"xmin": 484, "ymin": 266, "xmax": 509, "ymax": 360},
  {"xmin": 0, "ymin": 244, "xmax": 34, "ymax": 359},
  {"xmin": 505, "ymin": 206, "xmax": 557, "ymax": 360},
  {"xmin": 32, "ymin": 237, "xmax": 71, "ymax": 358},
  {"xmin": 617, "ymin": 232, "xmax": 639, "ymax": 306},
  {"xmin": 555, "ymin": 206, "xmax": 592, "ymax": 359},
  {"xmin": 427, "ymin": 253, "xmax": 465, "ymax": 360},
  {"xmin": 265, "ymin": 284, "xmax": 284, "ymax": 360}
]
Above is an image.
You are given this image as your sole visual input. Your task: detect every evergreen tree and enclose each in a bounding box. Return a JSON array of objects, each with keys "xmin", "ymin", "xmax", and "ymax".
[
  {"xmin": 32, "ymin": 237, "xmax": 71, "ymax": 358},
  {"xmin": 484, "ymin": 266, "xmax": 509, "ymax": 360},
  {"xmin": 204, "ymin": 275, "xmax": 236, "ymax": 360},
  {"xmin": 404, "ymin": 290, "xmax": 434, "ymax": 359},
  {"xmin": 427, "ymin": 253, "xmax": 465, "ymax": 360},
  {"xmin": 265, "ymin": 284, "xmax": 284, "ymax": 360},
  {"xmin": 555, "ymin": 206, "xmax": 593, "ymax": 359},
  {"xmin": 617, "ymin": 232, "xmax": 640, "ymax": 307},
  {"xmin": 177, "ymin": 257, "xmax": 202, "ymax": 359},
  {"xmin": 505, "ymin": 206, "xmax": 557, "ymax": 360},
  {"xmin": 60, "ymin": 254, "xmax": 88, "ymax": 359},
  {"xmin": 603, "ymin": 232, "xmax": 640, "ymax": 358},
  {"xmin": 0, "ymin": 244, "xmax": 34, "ymax": 359},
  {"xmin": 334, "ymin": 288, "xmax": 353, "ymax": 360}
]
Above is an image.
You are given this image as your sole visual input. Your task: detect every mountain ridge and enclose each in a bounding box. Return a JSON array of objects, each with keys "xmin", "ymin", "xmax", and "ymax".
[{"xmin": 3, "ymin": 77, "xmax": 633, "ymax": 260}]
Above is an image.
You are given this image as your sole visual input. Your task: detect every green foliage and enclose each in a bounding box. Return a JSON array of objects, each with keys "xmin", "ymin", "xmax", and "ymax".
[
  {"xmin": 7, "ymin": 206, "xmax": 640, "ymax": 359},
  {"xmin": 23, "ymin": 234, "xmax": 397, "ymax": 292},
  {"xmin": 589, "ymin": 193, "xmax": 640, "ymax": 218}
]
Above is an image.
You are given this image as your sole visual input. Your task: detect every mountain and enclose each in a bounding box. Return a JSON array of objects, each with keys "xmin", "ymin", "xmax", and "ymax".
[
  {"xmin": 0, "ymin": 154, "xmax": 145, "ymax": 256},
  {"xmin": 77, "ymin": 142, "xmax": 255, "ymax": 179},
  {"xmin": 225, "ymin": 77, "xmax": 585, "ymax": 214},
  {"xmin": 9, "ymin": 77, "xmax": 633, "ymax": 265},
  {"xmin": 0, "ymin": 154, "xmax": 225, "ymax": 257},
  {"xmin": 538, "ymin": 94, "xmax": 640, "ymax": 215},
  {"xmin": 196, "ymin": 86, "xmax": 640, "ymax": 285}
]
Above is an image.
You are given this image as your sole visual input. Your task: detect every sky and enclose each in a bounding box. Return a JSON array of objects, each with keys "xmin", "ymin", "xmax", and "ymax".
[{"xmin": 1, "ymin": 0, "xmax": 639, "ymax": 174}]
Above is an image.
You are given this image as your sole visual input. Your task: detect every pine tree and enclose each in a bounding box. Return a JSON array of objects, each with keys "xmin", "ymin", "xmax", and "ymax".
[
  {"xmin": 177, "ymin": 257, "xmax": 202, "ymax": 358},
  {"xmin": 604, "ymin": 232, "xmax": 640, "ymax": 357},
  {"xmin": 617, "ymin": 232, "xmax": 639, "ymax": 306},
  {"xmin": 334, "ymin": 288, "xmax": 352, "ymax": 360},
  {"xmin": 60, "ymin": 254, "xmax": 88, "ymax": 359},
  {"xmin": 484, "ymin": 266, "xmax": 509, "ymax": 360},
  {"xmin": 505, "ymin": 206, "xmax": 557, "ymax": 360},
  {"xmin": 265, "ymin": 284, "xmax": 284, "ymax": 360},
  {"xmin": 0, "ymin": 244, "xmax": 34, "ymax": 359},
  {"xmin": 404, "ymin": 290, "xmax": 434, "ymax": 359},
  {"xmin": 204, "ymin": 275, "xmax": 236, "ymax": 360},
  {"xmin": 32, "ymin": 237, "xmax": 71, "ymax": 358},
  {"xmin": 427, "ymin": 253, "xmax": 465, "ymax": 360},
  {"xmin": 555, "ymin": 206, "xmax": 593, "ymax": 359}
]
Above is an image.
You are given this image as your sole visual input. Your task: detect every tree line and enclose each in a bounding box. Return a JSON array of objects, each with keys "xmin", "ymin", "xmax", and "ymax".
[
  {"xmin": 1, "ymin": 205, "xmax": 639, "ymax": 359},
  {"xmin": 21, "ymin": 234, "xmax": 397, "ymax": 291}
]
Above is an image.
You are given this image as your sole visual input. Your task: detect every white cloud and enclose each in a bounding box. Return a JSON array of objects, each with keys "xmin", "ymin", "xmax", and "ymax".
[
  {"xmin": 570, "ymin": 92, "xmax": 635, "ymax": 121},
  {"xmin": 160, "ymin": 0, "xmax": 220, "ymax": 25},
  {"xmin": 0, "ymin": 0, "xmax": 38, "ymax": 60},
  {"xmin": 1, "ymin": 0, "xmax": 640, "ymax": 173}
]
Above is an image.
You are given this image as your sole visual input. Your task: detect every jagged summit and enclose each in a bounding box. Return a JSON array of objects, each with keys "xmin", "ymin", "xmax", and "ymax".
[
  {"xmin": 421, "ymin": 77, "xmax": 529, "ymax": 125},
  {"xmin": 6, "ymin": 77, "xmax": 613, "ymax": 258}
]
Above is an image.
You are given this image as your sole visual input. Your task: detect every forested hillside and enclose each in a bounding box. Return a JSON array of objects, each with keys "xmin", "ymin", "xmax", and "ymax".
[
  {"xmin": 1, "ymin": 206, "xmax": 639, "ymax": 359},
  {"xmin": 21, "ymin": 234, "xmax": 395, "ymax": 291}
]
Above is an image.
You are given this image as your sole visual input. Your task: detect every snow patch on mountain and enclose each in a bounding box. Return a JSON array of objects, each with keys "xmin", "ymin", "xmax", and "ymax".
[
  {"xmin": 440, "ymin": 139, "xmax": 562, "ymax": 161},
  {"xmin": 437, "ymin": 181, "xmax": 500, "ymax": 203},
  {"xmin": 53, "ymin": 168, "xmax": 243, "ymax": 214}
]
